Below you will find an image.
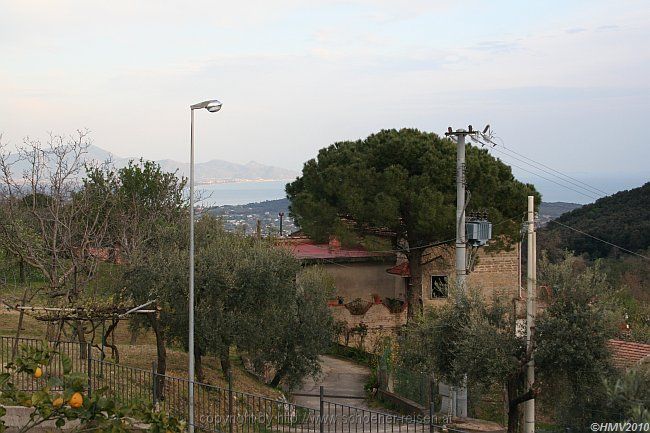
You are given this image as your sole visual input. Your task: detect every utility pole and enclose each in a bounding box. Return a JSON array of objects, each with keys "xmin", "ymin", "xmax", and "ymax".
[
  {"xmin": 279, "ymin": 212, "xmax": 284, "ymax": 237},
  {"xmin": 524, "ymin": 195, "xmax": 536, "ymax": 433},
  {"xmin": 445, "ymin": 126, "xmax": 479, "ymax": 293},
  {"xmin": 445, "ymin": 126, "xmax": 479, "ymax": 418}
]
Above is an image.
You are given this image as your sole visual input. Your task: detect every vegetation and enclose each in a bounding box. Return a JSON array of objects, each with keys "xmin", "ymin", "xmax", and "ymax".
[
  {"xmin": 603, "ymin": 360, "xmax": 650, "ymax": 422},
  {"xmin": 0, "ymin": 343, "xmax": 184, "ymax": 433},
  {"xmin": 287, "ymin": 128, "xmax": 538, "ymax": 319},
  {"xmin": 395, "ymin": 253, "xmax": 621, "ymax": 433},
  {"xmin": 539, "ymin": 182, "xmax": 650, "ymax": 259},
  {"xmin": 122, "ymin": 215, "xmax": 335, "ymax": 389},
  {"xmin": 0, "ymin": 134, "xmax": 335, "ymax": 394}
]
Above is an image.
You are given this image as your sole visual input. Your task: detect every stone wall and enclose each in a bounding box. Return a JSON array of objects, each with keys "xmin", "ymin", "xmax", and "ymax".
[
  {"xmin": 330, "ymin": 303, "xmax": 407, "ymax": 352},
  {"xmin": 321, "ymin": 261, "xmax": 403, "ymax": 303},
  {"xmin": 323, "ymin": 243, "xmax": 521, "ymax": 352},
  {"xmin": 420, "ymin": 243, "xmax": 521, "ymax": 308}
]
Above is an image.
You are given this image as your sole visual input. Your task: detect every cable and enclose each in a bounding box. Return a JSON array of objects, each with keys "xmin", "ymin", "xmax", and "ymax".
[
  {"xmin": 469, "ymin": 135, "xmax": 600, "ymax": 201},
  {"xmin": 489, "ymin": 134, "xmax": 610, "ymax": 197},
  {"xmin": 548, "ymin": 219, "xmax": 649, "ymax": 260},
  {"xmin": 490, "ymin": 145, "xmax": 604, "ymax": 199}
]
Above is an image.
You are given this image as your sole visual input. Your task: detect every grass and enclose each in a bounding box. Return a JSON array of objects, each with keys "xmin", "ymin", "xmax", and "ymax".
[{"xmin": 0, "ymin": 308, "xmax": 282, "ymax": 401}]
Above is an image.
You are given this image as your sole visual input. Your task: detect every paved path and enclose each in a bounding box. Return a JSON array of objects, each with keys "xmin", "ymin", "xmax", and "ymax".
[{"xmin": 293, "ymin": 355, "xmax": 370, "ymax": 409}]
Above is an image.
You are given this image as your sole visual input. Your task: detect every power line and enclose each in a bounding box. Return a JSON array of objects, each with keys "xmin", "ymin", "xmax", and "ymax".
[
  {"xmin": 490, "ymin": 145, "xmax": 603, "ymax": 200},
  {"xmin": 469, "ymin": 135, "xmax": 601, "ymax": 201},
  {"xmin": 548, "ymin": 219, "xmax": 649, "ymax": 260},
  {"xmin": 489, "ymin": 134, "xmax": 610, "ymax": 197}
]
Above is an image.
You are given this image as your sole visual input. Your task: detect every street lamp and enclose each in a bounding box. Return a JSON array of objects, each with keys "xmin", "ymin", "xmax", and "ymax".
[{"xmin": 188, "ymin": 99, "xmax": 221, "ymax": 433}]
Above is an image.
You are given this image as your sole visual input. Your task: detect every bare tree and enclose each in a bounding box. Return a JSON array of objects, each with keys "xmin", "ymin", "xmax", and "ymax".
[{"xmin": 0, "ymin": 130, "xmax": 113, "ymax": 341}]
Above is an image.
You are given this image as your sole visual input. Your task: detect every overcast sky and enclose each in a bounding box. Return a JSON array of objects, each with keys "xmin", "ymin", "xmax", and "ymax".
[{"xmin": 1, "ymin": 0, "xmax": 648, "ymax": 202}]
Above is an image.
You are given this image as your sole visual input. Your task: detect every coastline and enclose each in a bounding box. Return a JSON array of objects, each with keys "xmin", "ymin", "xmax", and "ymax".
[{"xmin": 195, "ymin": 178, "xmax": 293, "ymax": 186}]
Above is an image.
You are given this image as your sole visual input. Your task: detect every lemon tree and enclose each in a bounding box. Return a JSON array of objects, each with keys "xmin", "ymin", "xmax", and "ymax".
[{"xmin": 0, "ymin": 343, "xmax": 185, "ymax": 433}]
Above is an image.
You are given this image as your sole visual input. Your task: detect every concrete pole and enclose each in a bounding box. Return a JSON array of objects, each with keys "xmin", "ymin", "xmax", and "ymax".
[
  {"xmin": 524, "ymin": 195, "xmax": 536, "ymax": 433},
  {"xmin": 455, "ymin": 130, "xmax": 468, "ymax": 418},
  {"xmin": 188, "ymin": 108, "xmax": 196, "ymax": 433},
  {"xmin": 455, "ymin": 131, "xmax": 467, "ymax": 292}
]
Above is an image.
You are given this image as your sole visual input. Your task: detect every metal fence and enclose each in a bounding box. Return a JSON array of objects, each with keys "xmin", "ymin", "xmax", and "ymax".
[{"xmin": 1, "ymin": 336, "xmax": 467, "ymax": 433}]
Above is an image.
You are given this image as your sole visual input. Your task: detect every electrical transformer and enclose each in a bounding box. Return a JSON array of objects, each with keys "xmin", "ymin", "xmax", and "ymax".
[{"xmin": 465, "ymin": 220, "xmax": 493, "ymax": 246}]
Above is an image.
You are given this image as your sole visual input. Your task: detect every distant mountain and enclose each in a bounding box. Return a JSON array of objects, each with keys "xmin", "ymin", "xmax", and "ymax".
[
  {"xmin": 155, "ymin": 159, "xmax": 297, "ymax": 184},
  {"xmin": 5, "ymin": 144, "xmax": 298, "ymax": 184},
  {"xmin": 538, "ymin": 183, "xmax": 650, "ymax": 259},
  {"xmin": 538, "ymin": 201, "xmax": 583, "ymax": 226}
]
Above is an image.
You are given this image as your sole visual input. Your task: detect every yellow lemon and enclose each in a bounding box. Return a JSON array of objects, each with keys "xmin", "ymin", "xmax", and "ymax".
[
  {"xmin": 69, "ymin": 392, "xmax": 83, "ymax": 409},
  {"xmin": 34, "ymin": 367, "xmax": 43, "ymax": 378},
  {"xmin": 52, "ymin": 397, "xmax": 64, "ymax": 409}
]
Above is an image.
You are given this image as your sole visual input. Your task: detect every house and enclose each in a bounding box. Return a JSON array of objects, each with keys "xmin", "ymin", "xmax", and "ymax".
[
  {"xmin": 282, "ymin": 233, "xmax": 522, "ymax": 352},
  {"xmin": 607, "ymin": 339, "xmax": 650, "ymax": 370}
]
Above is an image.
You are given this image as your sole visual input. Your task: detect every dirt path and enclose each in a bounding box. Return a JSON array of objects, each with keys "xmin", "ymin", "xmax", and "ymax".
[{"xmin": 293, "ymin": 355, "xmax": 370, "ymax": 409}]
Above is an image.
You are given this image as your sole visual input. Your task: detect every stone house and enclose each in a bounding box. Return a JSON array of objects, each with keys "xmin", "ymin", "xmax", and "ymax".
[{"xmin": 281, "ymin": 233, "xmax": 522, "ymax": 352}]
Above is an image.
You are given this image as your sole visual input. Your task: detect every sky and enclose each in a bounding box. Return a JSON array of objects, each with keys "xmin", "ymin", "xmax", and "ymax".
[{"xmin": 1, "ymin": 0, "xmax": 648, "ymax": 203}]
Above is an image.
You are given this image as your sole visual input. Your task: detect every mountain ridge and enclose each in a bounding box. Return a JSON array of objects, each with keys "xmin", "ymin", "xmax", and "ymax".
[
  {"xmin": 6, "ymin": 144, "xmax": 298, "ymax": 184},
  {"xmin": 86, "ymin": 145, "xmax": 298, "ymax": 183}
]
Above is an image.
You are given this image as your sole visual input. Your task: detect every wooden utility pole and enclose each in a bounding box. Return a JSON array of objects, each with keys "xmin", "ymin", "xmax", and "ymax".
[{"xmin": 524, "ymin": 195, "xmax": 536, "ymax": 433}]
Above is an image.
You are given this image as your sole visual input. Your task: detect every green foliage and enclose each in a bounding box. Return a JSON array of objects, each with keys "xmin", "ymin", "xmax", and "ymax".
[
  {"xmin": 534, "ymin": 254, "xmax": 619, "ymax": 429},
  {"xmin": 258, "ymin": 266, "xmax": 335, "ymax": 389},
  {"xmin": 287, "ymin": 128, "xmax": 538, "ymax": 248},
  {"xmin": 84, "ymin": 158, "xmax": 188, "ymax": 262},
  {"xmin": 539, "ymin": 182, "xmax": 650, "ymax": 259},
  {"xmin": 396, "ymin": 253, "xmax": 619, "ymax": 431},
  {"xmin": 603, "ymin": 361, "xmax": 650, "ymax": 422},
  {"xmin": 0, "ymin": 344, "xmax": 185, "ymax": 433},
  {"xmin": 287, "ymin": 128, "xmax": 538, "ymax": 315},
  {"xmin": 124, "ymin": 215, "xmax": 335, "ymax": 388}
]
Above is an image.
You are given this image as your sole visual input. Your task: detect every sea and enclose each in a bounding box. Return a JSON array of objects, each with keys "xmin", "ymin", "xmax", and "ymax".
[{"xmin": 195, "ymin": 180, "xmax": 288, "ymax": 207}]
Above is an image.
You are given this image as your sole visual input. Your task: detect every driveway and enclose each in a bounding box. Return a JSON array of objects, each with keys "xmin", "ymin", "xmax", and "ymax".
[{"xmin": 293, "ymin": 355, "xmax": 370, "ymax": 409}]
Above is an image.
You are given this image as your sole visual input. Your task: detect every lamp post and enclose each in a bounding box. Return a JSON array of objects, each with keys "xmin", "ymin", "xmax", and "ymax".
[{"xmin": 189, "ymin": 99, "xmax": 221, "ymax": 433}]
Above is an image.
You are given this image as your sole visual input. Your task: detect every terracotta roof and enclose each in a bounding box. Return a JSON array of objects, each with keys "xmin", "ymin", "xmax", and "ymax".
[
  {"xmin": 607, "ymin": 339, "xmax": 650, "ymax": 370},
  {"xmin": 386, "ymin": 261, "xmax": 410, "ymax": 277},
  {"xmin": 285, "ymin": 241, "xmax": 391, "ymax": 261}
]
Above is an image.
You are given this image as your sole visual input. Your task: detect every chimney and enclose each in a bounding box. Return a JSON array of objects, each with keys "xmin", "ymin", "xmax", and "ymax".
[{"xmin": 328, "ymin": 236, "xmax": 341, "ymax": 251}]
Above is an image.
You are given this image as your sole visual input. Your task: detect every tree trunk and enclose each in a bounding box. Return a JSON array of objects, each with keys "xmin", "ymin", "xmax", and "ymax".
[
  {"xmin": 18, "ymin": 258, "xmax": 26, "ymax": 284},
  {"xmin": 149, "ymin": 314, "xmax": 167, "ymax": 400},
  {"xmin": 220, "ymin": 347, "xmax": 231, "ymax": 380},
  {"xmin": 103, "ymin": 319, "xmax": 120, "ymax": 363},
  {"xmin": 12, "ymin": 289, "xmax": 29, "ymax": 359},
  {"xmin": 194, "ymin": 344, "xmax": 204, "ymax": 383},
  {"xmin": 507, "ymin": 403, "xmax": 520, "ymax": 433},
  {"xmin": 506, "ymin": 377, "xmax": 520, "ymax": 433},
  {"xmin": 269, "ymin": 353, "xmax": 291, "ymax": 388},
  {"xmin": 129, "ymin": 328, "xmax": 139, "ymax": 345},
  {"xmin": 75, "ymin": 320, "xmax": 87, "ymax": 359},
  {"xmin": 406, "ymin": 248, "xmax": 424, "ymax": 321}
]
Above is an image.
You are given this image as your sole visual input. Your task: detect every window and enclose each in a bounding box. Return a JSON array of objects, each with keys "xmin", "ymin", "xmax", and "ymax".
[{"xmin": 431, "ymin": 275, "xmax": 448, "ymax": 298}]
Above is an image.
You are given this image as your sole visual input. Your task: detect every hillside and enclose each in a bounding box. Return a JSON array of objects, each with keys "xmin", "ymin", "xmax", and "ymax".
[
  {"xmin": 538, "ymin": 182, "xmax": 650, "ymax": 259},
  {"xmin": 206, "ymin": 198, "xmax": 297, "ymax": 235},
  {"xmin": 538, "ymin": 201, "xmax": 582, "ymax": 226}
]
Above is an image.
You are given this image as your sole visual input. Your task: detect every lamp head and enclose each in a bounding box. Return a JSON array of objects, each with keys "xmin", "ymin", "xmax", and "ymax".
[
  {"xmin": 206, "ymin": 101, "xmax": 222, "ymax": 112},
  {"xmin": 191, "ymin": 99, "xmax": 223, "ymax": 112}
]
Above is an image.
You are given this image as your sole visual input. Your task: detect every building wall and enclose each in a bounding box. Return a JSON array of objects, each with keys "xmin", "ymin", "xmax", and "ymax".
[
  {"xmin": 321, "ymin": 261, "xmax": 404, "ymax": 303},
  {"xmin": 420, "ymin": 243, "xmax": 521, "ymax": 308},
  {"xmin": 331, "ymin": 303, "xmax": 407, "ymax": 352},
  {"xmin": 312, "ymin": 244, "xmax": 520, "ymax": 353}
]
